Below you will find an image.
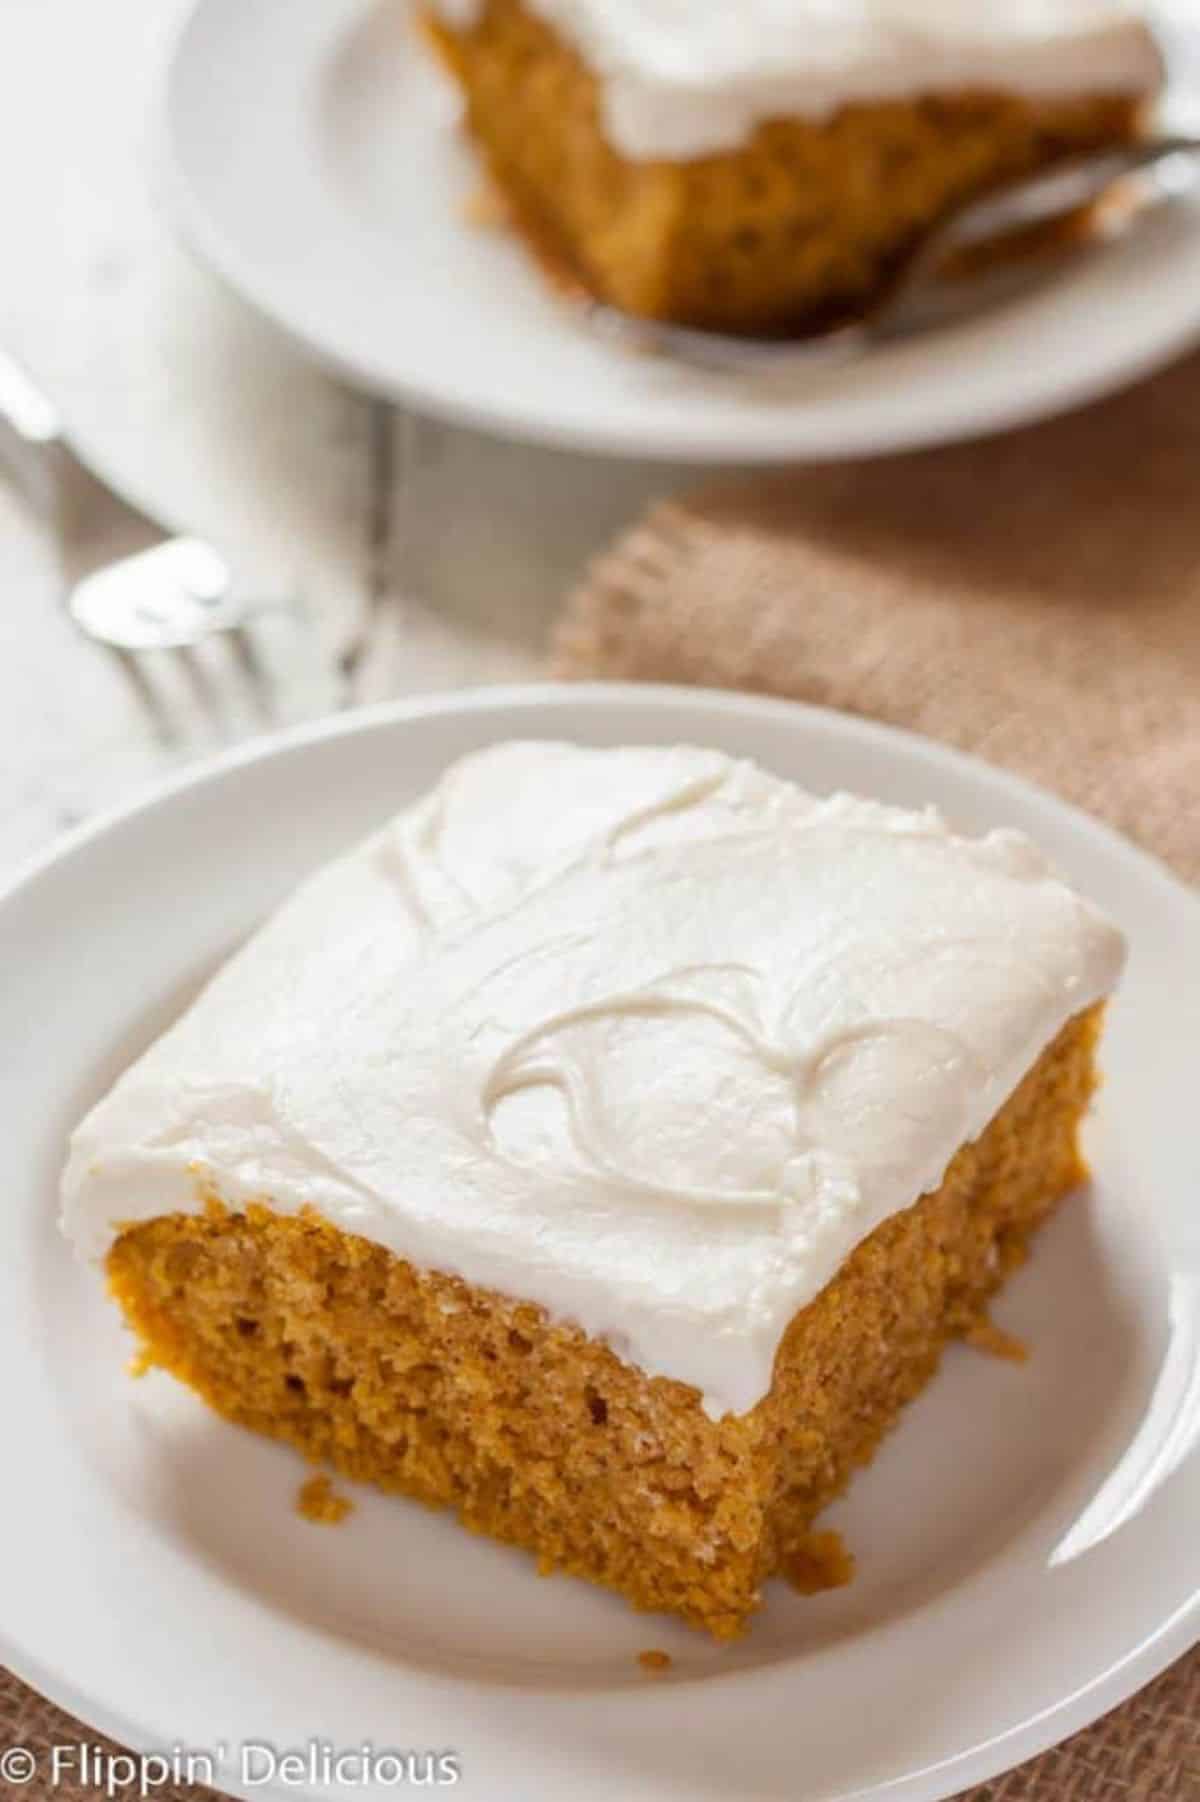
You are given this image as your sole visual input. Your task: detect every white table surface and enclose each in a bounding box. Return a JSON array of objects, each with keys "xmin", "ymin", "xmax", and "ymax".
[{"xmin": 0, "ymin": 0, "xmax": 704, "ymax": 871}]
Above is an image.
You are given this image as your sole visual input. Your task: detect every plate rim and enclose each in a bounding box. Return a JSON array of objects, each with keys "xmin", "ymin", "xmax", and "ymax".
[
  {"xmin": 157, "ymin": 0, "xmax": 1200, "ymax": 465},
  {"xmin": 3, "ymin": 680, "xmax": 1194, "ymax": 917},
  {"xmin": 3, "ymin": 679, "xmax": 1198, "ymax": 1802}
]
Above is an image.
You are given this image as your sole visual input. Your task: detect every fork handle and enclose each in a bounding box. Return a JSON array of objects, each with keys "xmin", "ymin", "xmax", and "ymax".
[
  {"xmin": 0, "ymin": 348, "xmax": 85, "ymax": 522},
  {"xmin": 943, "ymin": 135, "xmax": 1200, "ymax": 254}
]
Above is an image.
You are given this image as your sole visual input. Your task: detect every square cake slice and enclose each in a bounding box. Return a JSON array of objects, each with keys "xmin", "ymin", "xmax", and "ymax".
[
  {"xmin": 62, "ymin": 743, "xmax": 1125, "ymax": 1638},
  {"xmin": 424, "ymin": 0, "xmax": 1164, "ymax": 332}
]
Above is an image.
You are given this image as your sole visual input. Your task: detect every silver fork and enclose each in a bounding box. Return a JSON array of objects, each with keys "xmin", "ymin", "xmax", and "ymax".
[
  {"xmin": 582, "ymin": 135, "xmax": 1200, "ymax": 375},
  {"xmin": 0, "ymin": 350, "xmax": 258, "ymax": 653},
  {"xmin": 0, "ymin": 350, "xmax": 298, "ymax": 747}
]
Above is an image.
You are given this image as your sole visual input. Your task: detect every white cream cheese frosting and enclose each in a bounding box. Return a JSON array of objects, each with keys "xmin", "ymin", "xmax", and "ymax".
[
  {"xmin": 430, "ymin": 0, "xmax": 1164, "ymax": 159},
  {"xmin": 61, "ymin": 742, "xmax": 1125, "ymax": 1418}
]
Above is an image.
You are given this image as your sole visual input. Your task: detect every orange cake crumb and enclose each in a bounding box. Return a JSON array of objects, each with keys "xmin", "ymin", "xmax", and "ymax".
[
  {"xmin": 637, "ymin": 1650, "xmax": 672, "ymax": 1674},
  {"xmin": 296, "ymin": 1473, "xmax": 354, "ymax": 1526},
  {"xmin": 965, "ymin": 1318, "xmax": 1031, "ymax": 1364},
  {"xmin": 780, "ymin": 1530, "xmax": 857, "ymax": 1597},
  {"xmin": 461, "ymin": 180, "xmax": 508, "ymax": 230}
]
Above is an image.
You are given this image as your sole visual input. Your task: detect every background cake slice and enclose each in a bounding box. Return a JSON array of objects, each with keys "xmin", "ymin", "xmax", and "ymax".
[
  {"xmin": 62, "ymin": 743, "xmax": 1125, "ymax": 1637},
  {"xmin": 425, "ymin": 0, "xmax": 1165, "ymax": 332}
]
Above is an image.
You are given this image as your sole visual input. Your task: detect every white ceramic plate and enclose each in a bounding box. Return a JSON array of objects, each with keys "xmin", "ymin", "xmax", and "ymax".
[
  {"xmin": 3, "ymin": 683, "xmax": 1199, "ymax": 1802},
  {"xmin": 160, "ymin": 0, "xmax": 1200, "ymax": 462}
]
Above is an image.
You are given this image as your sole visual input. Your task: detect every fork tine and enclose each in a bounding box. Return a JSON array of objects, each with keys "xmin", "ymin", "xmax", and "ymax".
[
  {"xmin": 106, "ymin": 647, "xmax": 182, "ymax": 749},
  {"xmin": 173, "ymin": 641, "xmax": 229, "ymax": 733},
  {"xmin": 227, "ymin": 623, "xmax": 274, "ymax": 724}
]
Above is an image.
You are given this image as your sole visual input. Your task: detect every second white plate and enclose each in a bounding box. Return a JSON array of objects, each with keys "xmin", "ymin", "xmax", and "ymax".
[{"xmin": 161, "ymin": 0, "xmax": 1200, "ymax": 462}]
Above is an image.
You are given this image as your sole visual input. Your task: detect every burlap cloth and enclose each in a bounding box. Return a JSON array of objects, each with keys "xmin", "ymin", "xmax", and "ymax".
[
  {"xmin": 4, "ymin": 358, "xmax": 1198, "ymax": 1802},
  {"xmin": 555, "ymin": 354, "xmax": 1200, "ymax": 889}
]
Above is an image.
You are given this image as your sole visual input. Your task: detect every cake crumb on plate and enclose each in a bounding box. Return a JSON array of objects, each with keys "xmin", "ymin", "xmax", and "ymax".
[
  {"xmin": 296, "ymin": 1473, "xmax": 354, "ymax": 1525},
  {"xmin": 965, "ymin": 1318, "xmax": 1030, "ymax": 1364},
  {"xmin": 637, "ymin": 1650, "xmax": 672, "ymax": 1674},
  {"xmin": 781, "ymin": 1530, "xmax": 856, "ymax": 1596}
]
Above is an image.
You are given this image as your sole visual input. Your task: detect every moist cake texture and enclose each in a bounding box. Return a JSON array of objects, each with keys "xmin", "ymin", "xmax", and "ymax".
[
  {"xmin": 64, "ymin": 743, "xmax": 1125, "ymax": 1637},
  {"xmin": 425, "ymin": 0, "xmax": 1163, "ymax": 331}
]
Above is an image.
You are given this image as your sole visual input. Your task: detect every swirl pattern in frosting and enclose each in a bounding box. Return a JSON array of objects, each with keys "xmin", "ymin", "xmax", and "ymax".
[{"xmin": 61, "ymin": 742, "xmax": 1125, "ymax": 1417}]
